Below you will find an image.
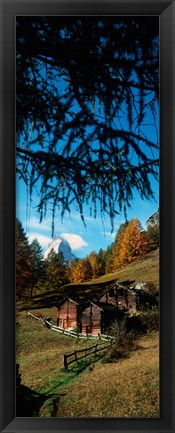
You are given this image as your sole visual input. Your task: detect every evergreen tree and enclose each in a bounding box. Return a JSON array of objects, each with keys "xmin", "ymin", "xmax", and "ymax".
[
  {"xmin": 16, "ymin": 17, "xmax": 159, "ymax": 234},
  {"xmin": 104, "ymin": 244, "xmax": 114, "ymax": 274},
  {"xmin": 43, "ymin": 248, "xmax": 69, "ymax": 291},
  {"xmin": 147, "ymin": 225, "xmax": 159, "ymax": 251},
  {"xmin": 96, "ymin": 248, "xmax": 106, "ymax": 276},
  {"xmin": 16, "ymin": 219, "xmax": 32, "ymax": 298},
  {"xmin": 29, "ymin": 238, "xmax": 44, "ymax": 296}
]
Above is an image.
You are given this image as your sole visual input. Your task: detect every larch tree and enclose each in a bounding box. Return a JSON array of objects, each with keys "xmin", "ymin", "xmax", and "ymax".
[
  {"xmin": 69, "ymin": 256, "xmax": 92, "ymax": 283},
  {"xmin": 88, "ymin": 251, "xmax": 101, "ymax": 279},
  {"xmin": 16, "ymin": 16, "xmax": 159, "ymax": 234},
  {"xmin": 110, "ymin": 222, "xmax": 128, "ymax": 271},
  {"xmin": 119, "ymin": 218, "xmax": 148, "ymax": 265},
  {"xmin": 68, "ymin": 258, "xmax": 80, "ymax": 283}
]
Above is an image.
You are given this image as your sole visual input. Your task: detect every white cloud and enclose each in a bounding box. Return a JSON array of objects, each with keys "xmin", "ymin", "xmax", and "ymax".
[
  {"xmin": 27, "ymin": 231, "xmax": 88, "ymax": 253},
  {"xmin": 28, "ymin": 233, "xmax": 52, "ymax": 251},
  {"xmin": 60, "ymin": 233, "xmax": 88, "ymax": 251}
]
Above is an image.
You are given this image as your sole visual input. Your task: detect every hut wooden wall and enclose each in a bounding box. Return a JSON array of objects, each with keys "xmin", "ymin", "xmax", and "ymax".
[
  {"xmin": 99, "ymin": 286, "xmax": 136, "ymax": 312},
  {"xmin": 99, "ymin": 289, "xmax": 117, "ymax": 306},
  {"xmin": 126, "ymin": 290, "xmax": 136, "ymax": 312},
  {"xmin": 57, "ymin": 299, "xmax": 78, "ymax": 329},
  {"xmin": 81, "ymin": 304, "xmax": 102, "ymax": 335}
]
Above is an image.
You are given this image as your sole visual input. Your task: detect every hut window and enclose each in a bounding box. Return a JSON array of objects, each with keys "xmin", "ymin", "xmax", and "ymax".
[
  {"xmin": 118, "ymin": 288, "xmax": 125, "ymax": 296},
  {"xmin": 109, "ymin": 288, "xmax": 115, "ymax": 297}
]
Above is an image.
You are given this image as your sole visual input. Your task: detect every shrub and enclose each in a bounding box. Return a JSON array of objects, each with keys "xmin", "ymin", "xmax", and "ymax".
[
  {"xmin": 103, "ymin": 317, "xmax": 138, "ymax": 363},
  {"xmin": 137, "ymin": 307, "xmax": 159, "ymax": 331}
]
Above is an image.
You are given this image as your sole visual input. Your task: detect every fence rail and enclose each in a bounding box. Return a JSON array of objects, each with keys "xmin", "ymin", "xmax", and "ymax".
[
  {"xmin": 63, "ymin": 340, "xmax": 114, "ymax": 368},
  {"xmin": 27, "ymin": 311, "xmax": 116, "ymax": 341}
]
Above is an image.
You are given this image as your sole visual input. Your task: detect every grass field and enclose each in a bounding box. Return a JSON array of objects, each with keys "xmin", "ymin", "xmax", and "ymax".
[
  {"xmin": 16, "ymin": 249, "xmax": 159, "ymax": 417},
  {"xmin": 16, "ymin": 309, "xmax": 159, "ymax": 418}
]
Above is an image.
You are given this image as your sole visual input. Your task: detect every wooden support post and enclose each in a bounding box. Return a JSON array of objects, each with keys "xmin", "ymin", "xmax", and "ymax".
[{"xmin": 63, "ymin": 354, "xmax": 68, "ymax": 369}]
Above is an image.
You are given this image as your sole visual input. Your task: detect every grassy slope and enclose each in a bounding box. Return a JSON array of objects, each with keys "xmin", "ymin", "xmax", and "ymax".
[
  {"xmin": 16, "ymin": 310, "xmax": 102, "ymax": 416},
  {"xmin": 56, "ymin": 332, "xmax": 159, "ymax": 418},
  {"xmin": 16, "ymin": 249, "xmax": 159, "ymax": 417},
  {"xmin": 16, "ymin": 310, "xmax": 159, "ymax": 418},
  {"xmin": 17, "ymin": 248, "xmax": 159, "ymax": 311}
]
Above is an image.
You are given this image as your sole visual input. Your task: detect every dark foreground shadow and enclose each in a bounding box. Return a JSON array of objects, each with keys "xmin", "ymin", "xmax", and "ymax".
[
  {"xmin": 16, "ymin": 364, "xmax": 66, "ymax": 417},
  {"xmin": 16, "ymin": 384, "xmax": 48, "ymax": 417},
  {"xmin": 16, "ymin": 384, "xmax": 66, "ymax": 417}
]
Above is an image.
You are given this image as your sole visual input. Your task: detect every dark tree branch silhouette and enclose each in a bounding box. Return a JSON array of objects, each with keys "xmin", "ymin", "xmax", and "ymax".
[{"xmin": 16, "ymin": 16, "xmax": 159, "ymax": 234}]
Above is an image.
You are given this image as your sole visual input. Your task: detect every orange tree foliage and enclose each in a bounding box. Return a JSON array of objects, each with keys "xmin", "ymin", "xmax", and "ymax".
[
  {"xmin": 119, "ymin": 218, "xmax": 149, "ymax": 265},
  {"xmin": 69, "ymin": 257, "xmax": 92, "ymax": 283},
  {"xmin": 88, "ymin": 252, "xmax": 100, "ymax": 279},
  {"xmin": 69, "ymin": 249, "xmax": 106, "ymax": 283},
  {"xmin": 110, "ymin": 222, "xmax": 128, "ymax": 271},
  {"xmin": 88, "ymin": 250, "xmax": 106, "ymax": 279}
]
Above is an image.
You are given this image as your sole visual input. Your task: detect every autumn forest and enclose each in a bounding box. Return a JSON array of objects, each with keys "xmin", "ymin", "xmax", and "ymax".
[{"xmin": 16, "ymin": 217, "xmax": 159, "ymax": 299}]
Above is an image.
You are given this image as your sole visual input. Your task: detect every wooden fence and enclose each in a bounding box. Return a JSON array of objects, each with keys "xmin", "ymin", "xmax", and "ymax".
[
  {"xmin": 27, "ymin": 311, "xmax": 116, "ymax": 342},
  {"xmin": 63, "ymin": 340, "xmax": 114, "ymax": 369}
]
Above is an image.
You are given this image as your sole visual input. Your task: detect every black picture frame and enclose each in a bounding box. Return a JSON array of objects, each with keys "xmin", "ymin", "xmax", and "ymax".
[{"xmin": 0, "ymin": 0, "xmax": 174, "ymax": 432}]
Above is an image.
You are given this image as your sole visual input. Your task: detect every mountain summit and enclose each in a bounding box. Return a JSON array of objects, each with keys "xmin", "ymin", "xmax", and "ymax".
[{"xmin": 43, "ymin": 234, "xmax": 76, "ymax": 262}]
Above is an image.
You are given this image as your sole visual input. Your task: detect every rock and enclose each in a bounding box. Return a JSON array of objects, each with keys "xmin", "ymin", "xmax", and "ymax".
[
  {"xmin": 135, "ymin": 282, "xmax": 150, "ymax": 292},
  {"xmin": 146, "ymin": 210, "xmax": 159, "ymax": 228}
]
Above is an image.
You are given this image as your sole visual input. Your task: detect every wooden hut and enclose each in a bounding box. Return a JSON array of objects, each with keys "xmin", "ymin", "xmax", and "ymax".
[
  {"xmin": 56, "ymin": 281, "xmax": 137, "ymax": 335},
  {"xmin": 56, "ymin": 298, "xmax": 79, "ymax": 330},
  {"xmin": 97, "ymin": 282, "xmax": 136, "ymax": 313},
  {"xmin": 81, "ymin": 301, "xmax": 103, "ymax": 335},
  {"xmin": 80, "ymin": 300, "xmax": 125, "ymax": 336}
]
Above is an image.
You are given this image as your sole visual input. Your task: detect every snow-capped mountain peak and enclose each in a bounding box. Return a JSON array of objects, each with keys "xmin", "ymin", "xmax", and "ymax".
[{"xmin": 43, "ymin": 234, "xmax": 76, "ymax": 262}]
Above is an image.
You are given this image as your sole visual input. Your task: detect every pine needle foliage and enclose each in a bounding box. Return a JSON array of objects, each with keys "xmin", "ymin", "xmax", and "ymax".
[{"xmin": 16, "ymin": 17, "xmax": 159, "ymax": 234}]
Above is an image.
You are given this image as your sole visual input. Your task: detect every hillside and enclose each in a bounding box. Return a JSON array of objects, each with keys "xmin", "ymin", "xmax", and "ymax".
[
  {"xmin": 16, "ymin": 248, "xmax": 159, "ymax": 417},
  {"xmin": 16, "ymin": 248, "xmax": 159, "ymax": 311},
  {"xmin": 16, "ymin": 310, "xmax": 159, "ymax": 417},
  {"xmin": 56, "ymin": 332, "xmax": 159, "ymax": 417}
]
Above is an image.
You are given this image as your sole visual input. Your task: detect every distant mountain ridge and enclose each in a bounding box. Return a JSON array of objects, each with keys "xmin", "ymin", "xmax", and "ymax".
[
  {"xmin": 43, "ymin": 234, "xmax": 76, "ymax": 262},
  {"xmin": 146, "ymin": 210, "xmax": 159, "ymax": 228}
]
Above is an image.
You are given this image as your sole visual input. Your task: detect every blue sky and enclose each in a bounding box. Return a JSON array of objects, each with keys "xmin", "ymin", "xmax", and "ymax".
[
  {"xmin": 16, "ymin": 86, "xmax": 159, "ymax": 259},
  {"xmin": 16, "ymin": 173, "xmax": 159, "ymax": 259}
]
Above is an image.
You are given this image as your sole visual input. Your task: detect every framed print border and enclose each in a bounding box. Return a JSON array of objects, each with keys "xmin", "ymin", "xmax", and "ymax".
[{"xmin": 0, "ymin": 0, "xmax": 175, "ymax": 432}]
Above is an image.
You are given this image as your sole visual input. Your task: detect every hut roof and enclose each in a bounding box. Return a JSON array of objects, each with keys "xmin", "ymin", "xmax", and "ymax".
[{"xmin": 57, "ymin": 297, "xmax": 79, "ymax": 308}]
